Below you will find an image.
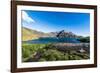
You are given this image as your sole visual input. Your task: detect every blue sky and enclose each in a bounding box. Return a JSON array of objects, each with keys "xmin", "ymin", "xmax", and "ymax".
[{"xmin": 22, "ymin": 10, "xmax": 90, "ymax": 36}]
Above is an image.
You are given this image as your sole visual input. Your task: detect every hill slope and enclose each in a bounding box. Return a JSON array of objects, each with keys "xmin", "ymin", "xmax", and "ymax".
[{"xmin": 22, "ymin": 27, "xmax": 46, "ymax": 41}]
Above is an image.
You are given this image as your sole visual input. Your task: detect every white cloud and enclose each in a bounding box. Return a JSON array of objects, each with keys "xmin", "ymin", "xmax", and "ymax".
[{"xmin": 22, "ymin": 11, "xmax": 35, "ymax": 24}]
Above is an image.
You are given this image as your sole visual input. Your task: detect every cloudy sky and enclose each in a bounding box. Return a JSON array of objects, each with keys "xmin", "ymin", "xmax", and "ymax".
[{"xmin": 22, "ymin": 10, "xmax": 90, "ymax": 36}]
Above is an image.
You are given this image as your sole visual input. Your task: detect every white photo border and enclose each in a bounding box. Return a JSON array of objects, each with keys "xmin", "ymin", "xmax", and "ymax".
[{"xmin": 17, "ymin": 5, "xmax": 94, "ymax": 68}]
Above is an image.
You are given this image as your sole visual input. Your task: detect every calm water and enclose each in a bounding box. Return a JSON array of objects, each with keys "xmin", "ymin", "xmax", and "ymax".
[{"xmin": 23, "ymin": 37, "xmax": 81, "ymax": 44}]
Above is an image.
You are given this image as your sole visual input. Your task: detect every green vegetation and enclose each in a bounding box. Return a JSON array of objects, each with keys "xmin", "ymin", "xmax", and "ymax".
[
  {"xmin": 22, "ymin": 43, "xmax": 90, "ymax": 62},
  {"xmin": 78, "ymin": 36, "xmax": 90, "ymax": 43}
]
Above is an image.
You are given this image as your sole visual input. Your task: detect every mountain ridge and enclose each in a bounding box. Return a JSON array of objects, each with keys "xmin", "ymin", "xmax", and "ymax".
[{"xmin": 22, "ymin": 27, "xmax": 83, "ymax": 41}]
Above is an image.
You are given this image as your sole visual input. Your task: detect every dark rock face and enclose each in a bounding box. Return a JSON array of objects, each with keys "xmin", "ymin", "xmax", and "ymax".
[{"xmin": 56, "ymin": 30, "xmax": 77, "ymax": 38}]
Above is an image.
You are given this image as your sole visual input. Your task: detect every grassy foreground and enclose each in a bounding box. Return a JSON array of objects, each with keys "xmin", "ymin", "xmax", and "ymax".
[{"xmin": 22, "ymin": 43, "xmax": 89, "ymax": 62}]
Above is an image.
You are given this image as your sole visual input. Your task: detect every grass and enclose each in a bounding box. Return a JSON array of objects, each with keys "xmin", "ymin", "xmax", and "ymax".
[{"xmin": 22, "ymin": 43, "xmax": 90, "ymax": 62}]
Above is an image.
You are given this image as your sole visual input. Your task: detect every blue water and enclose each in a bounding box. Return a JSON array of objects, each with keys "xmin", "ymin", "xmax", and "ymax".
[{"xmin": 23, "ymin": 37, "xmax": 80, "ymax": 44}]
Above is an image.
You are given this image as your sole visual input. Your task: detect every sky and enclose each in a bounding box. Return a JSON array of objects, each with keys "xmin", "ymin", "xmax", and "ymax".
[{"xmin": 22, "ymin": 10, "xmax": 90, "ymax": 36}]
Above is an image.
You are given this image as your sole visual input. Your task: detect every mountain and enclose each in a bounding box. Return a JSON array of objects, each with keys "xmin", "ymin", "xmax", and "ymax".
[
  {"xmin": 22, "ymin": 27, "xmax": 82, "ymax": 41},
  {"xmin": 22, "ymin": 27, "xmax": 45, "ymax": 41},
  {"xmin": 22, "ymin": 27, "xmax": 57, "ymax": 41}
]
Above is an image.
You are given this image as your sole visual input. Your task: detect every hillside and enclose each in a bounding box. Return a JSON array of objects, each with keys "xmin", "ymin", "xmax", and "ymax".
[{"xmin": 22, "ymin": 27, "xmax": 45, "ymax": 41}]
